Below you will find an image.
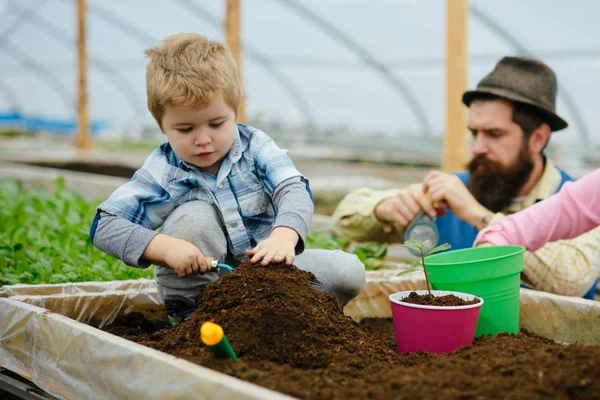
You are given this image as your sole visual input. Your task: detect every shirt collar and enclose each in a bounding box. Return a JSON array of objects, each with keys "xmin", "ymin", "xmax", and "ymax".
[
  {"xmin": 168, "ymin": 125, "xmax": 249, "ymax": 185},
  {"xmin": 215, "ymin": 129, "xmax": 243, "ymax": 185},
  {"xmin": 504, "ymin": 157, "xmax": 563, "ymax": 214},
  {"xmin": 175, "ymin": 124, "xmax": 243, "ymax": 166}
]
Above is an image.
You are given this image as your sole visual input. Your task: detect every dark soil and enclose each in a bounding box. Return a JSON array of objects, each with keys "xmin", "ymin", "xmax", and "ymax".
[
  {"xmin": 104, "ymin": 261, "xmax": 600, "ymax": 399},
  {"xmin": 21, "ymin": 161, "xmax": 136, "ymax": 178},
  {"xmin": 400, "ymin": 291, "xmax": 480, "ymax": 306}
]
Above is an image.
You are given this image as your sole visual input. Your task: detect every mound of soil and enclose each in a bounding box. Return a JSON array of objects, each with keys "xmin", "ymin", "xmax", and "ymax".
[
  {"xmin": 116, "ymin": 261, "xmax": 392, "ymax": 370},
  {"xmin": 105, "ymin": 261, "xmax": 600, "ymax": 399}
]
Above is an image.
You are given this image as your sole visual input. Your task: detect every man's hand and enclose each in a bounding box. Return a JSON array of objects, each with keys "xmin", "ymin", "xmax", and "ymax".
[
  {"xmin": 144, "ymin": 234, "xmax": 208, "ymax": 277},
  {"xmin": 423, "ymin": 171, "xmax": 493, "ymax": 229},
  {"xmin": 374, "ymin": 183, "xmax": 441, "ymax": 229},
  {"xmin": 245, "ymin": 226, "xmax": 298, "ymax": 266}
]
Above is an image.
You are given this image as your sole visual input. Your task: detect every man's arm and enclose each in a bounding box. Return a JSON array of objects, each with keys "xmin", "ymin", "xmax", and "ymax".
[
  {"xmin": 331, "ymin": 188, "xmax": 405, "ymax": 243},
  {"xmin": 521, "ymin": 226, "xmax": 600, "ymax": 297}
]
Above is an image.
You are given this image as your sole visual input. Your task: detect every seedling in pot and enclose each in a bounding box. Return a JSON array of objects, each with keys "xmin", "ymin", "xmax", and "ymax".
[{"xmin": 397, "ymin": 240, "xmax": 451, "ymax": 296}]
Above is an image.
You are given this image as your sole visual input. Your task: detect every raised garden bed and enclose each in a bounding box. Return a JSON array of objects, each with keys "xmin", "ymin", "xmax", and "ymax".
[{"xmin": 2, "ymin": 264, "xmax": 600, "ymax": 399}]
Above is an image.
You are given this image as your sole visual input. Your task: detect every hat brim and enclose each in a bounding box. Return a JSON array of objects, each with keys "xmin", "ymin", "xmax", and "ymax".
[{"xmin": 462, "ymin": 88, "xmax": 568, "ymax": 132}]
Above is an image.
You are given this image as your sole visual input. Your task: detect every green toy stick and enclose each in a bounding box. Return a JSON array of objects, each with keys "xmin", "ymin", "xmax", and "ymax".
[{"xmin": 200, "ymin": 321, "xmax": 239, "ymax": 362}]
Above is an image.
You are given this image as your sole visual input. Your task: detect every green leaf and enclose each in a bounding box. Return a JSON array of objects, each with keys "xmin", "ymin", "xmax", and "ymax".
[
  {"xmin": 0, "ymin": 180, "xmax": 20, "ymax": 199},
  {"xmin": 362, "ymin": 257, "xmax": 377, "ymax": 270},
  {"xmin": 54, "ymin": 176, "xmax": 66, "ymax": 192},
  {"xmin": 403, "ymin": 240, "xmax": 422, "ymax": 248},
  {"xmin": 305, "ymin": 231, "xmax": 348, "ymax": 251},
  {"xmin": 425, "ymin": 243, "xmax": 451, "ymax": 257},
  {"xmin": 50, "ymin": 274, "xmax": 69, "ymax": 284},
  {"xmin": 372, "ymin": 243, "xmax": 388, "ymax": 259},
  {"xmin": 396, "ymin": 267, "xmax": 423, "ymax": 276},
  {"xmin": 353, "ymin": 247, "xmax": 367, "ymax": 262}
]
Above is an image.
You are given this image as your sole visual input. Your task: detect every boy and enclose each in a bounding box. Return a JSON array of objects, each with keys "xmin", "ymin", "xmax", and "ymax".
[{"xmin": 90, "ymin": 34, "xmax": 365, "ymax": 323}]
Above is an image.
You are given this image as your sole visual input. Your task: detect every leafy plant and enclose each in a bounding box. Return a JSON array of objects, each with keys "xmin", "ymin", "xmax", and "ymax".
[
  {"xmin": 305, "ymin": 231, "xmax": 388, "ymax": 270},
  {"xmin": 397, "ymin": 240, "xmax": 451, "ymax": 296},
  {"xmin": 0, "ymin": 178, "xmax": 153, "ymax": 286},
  {"xmin": 306, "ymin": 231, "xmax": 349, "ymax": 251}
]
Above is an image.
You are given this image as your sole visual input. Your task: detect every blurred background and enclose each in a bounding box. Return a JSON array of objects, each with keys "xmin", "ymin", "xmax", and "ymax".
[
  {"xmin": 1, "ymin": 0, "xmax": 599, "ymax": 195},
  {"xmin": 1, "ymin": 0, "xmax": 600, "ymax": 282}
]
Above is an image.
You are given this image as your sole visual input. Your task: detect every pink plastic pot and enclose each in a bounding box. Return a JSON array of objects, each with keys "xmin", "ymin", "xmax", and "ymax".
[{"xmin": 389, "ymin": 290, "xmax": 483, "ymax": 354}]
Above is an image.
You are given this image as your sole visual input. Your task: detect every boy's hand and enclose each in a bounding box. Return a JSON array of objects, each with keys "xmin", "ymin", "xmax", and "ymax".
[
  {"xmin": 245, "ymin": 227, "xmax": 299, "ymax": 266},
  {"xmin": 144, "ymin": 234, "xmax": 208, "ymax": 277}
]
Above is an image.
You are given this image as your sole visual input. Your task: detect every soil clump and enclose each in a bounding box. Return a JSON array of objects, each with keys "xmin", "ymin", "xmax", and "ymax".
[{"xmin": 400, "ymin": 291, "xmax": 480, "ymax": 306}]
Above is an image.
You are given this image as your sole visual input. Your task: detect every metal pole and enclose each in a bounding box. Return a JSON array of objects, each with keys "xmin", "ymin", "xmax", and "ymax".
[
  {"xmin": 76, "ymin": 0, "xmax": 91, "ymax": 150},
  {"xmin": 225, "ymin": 0, "xmax": 245, "ymax": 123},
  {"xmin": 443, "ymin": 0, "xmax": 469, "ymax": 172}
]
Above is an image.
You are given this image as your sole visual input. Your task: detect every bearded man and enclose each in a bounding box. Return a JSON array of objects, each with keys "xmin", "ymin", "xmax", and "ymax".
[{"xmin": 332, "ymin": 56, "xmax": 599, "ymax": 299}]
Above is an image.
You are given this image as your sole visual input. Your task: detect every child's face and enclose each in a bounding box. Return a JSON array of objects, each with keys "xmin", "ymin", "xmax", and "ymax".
[{"xmin": 161, "ymin": 94, "xmax": 237, "ymax": 175}]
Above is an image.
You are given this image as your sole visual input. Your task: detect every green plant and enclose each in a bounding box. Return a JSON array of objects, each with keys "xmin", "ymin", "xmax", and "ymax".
[
  {"xmin": 305, "ymin": 231, "xmax": 388, "ymax": 270},
  {"xmin": 397, "ymin": 240, "xmax": 451, "ymax": 296},
  {"xmin": 305, "ymin": 231, "xmax": 349, "ymax": 251},
  {"xmin": 0, "ymin": 178, "xmax": 153, "ymax": 286},
  {"xmin": 351, "ymin": 241, "xmax": 388, "ymax": 270}
]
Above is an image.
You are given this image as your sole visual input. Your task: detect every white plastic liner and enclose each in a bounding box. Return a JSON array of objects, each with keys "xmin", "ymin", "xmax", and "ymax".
[
  {"xmin": 0, "ymin": 279, "xmax": 155, "ymax": 298},
  {"xmin": 0, "ymin": 295, "xmax": 294, "ymax": 400},
  {"xmin": 9, "ymin": 289, "xmax": 164, "ymax": 329}
]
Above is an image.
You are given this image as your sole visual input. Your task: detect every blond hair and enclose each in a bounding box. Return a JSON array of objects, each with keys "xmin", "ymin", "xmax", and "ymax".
[{"xmin": 144, "ymin": 33, "xmax": 241, "ymax": 128}]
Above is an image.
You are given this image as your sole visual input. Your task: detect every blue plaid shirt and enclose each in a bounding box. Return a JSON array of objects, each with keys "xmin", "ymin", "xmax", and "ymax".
[{"xmin": 94, "ymin": 124, "xmax": 311, "ymax": 257}]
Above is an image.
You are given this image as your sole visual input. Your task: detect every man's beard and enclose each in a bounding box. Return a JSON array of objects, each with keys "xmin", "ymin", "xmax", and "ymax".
[{"xmin": 466, "ymin": 145, "xmax": 534, "ymax": 213}]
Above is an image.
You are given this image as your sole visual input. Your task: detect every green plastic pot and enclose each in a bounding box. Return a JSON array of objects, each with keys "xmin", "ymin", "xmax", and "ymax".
[{"xmin": 424, "ymin": 245, "xmax": 525, "ymax": 337}]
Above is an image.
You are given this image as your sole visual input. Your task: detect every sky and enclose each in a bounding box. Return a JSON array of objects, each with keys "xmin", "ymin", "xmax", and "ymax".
[{"xmin": 1, "ymin": 0, "xmax": 600, "ymax": 145}]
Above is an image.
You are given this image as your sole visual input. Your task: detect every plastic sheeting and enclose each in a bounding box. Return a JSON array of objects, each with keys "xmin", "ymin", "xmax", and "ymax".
[
  {"xmin": 1, "ymin": 273, "xmax": 599, "ymax": 400},
  {"xmin": 9, "ymin": 289, "xmax": 164, "ymax": 329},
  {"xmin": 0, "ymin": 295, "xmax": 293, "ymax": 400},
  {"xmin": 0, "ymin": 279, "xmax": 155, "ymax": 298},
  {"xmin": 519, "ymin": 290, "xmax": 600, "ymax": 345}
]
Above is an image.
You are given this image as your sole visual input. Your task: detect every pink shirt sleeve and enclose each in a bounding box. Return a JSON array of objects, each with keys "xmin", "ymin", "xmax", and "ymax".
[{"xmin": 474, "ymin": 168, "xmax": 600, "ymax": 252}]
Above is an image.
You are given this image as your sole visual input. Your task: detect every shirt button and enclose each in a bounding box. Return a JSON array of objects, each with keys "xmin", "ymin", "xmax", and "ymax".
[
  {"xmin": 218, "ymin": 184, "xmax": 223, "ymax": 189},
  {"xmin": 259, "ymin": 204, "xmax": 265, "ymax": 211},
  {"xmin": 230, "ymin": 221, "xmax": 238, "ymax": 228},
  {"xmin": 233, "ymin": 150, "xmax": 239, "ymax": 157}
]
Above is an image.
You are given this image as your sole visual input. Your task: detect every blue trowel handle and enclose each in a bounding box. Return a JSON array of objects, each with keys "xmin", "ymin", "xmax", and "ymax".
[{"xmin": 205, "ymin": 257, "xmax": 235, "ymax": 272}]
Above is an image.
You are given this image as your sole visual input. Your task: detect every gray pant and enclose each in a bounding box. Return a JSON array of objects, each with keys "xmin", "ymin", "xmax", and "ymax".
[{"xmin": 155, "ymin": 201, "xmax": 366, "ymax": 309}]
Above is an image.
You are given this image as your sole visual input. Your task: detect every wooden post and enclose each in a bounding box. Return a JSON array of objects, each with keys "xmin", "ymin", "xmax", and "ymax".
[
  {"xmin": 225, "ymin": 0, "xmax": 245, "ymax": 123},
  {"xmin": 75, "ymin": 0, "xmax": 91, "ymax": 150},
  {"xmin": 442, "ymin": 0, "xmax": 469, "ymax": 172}
]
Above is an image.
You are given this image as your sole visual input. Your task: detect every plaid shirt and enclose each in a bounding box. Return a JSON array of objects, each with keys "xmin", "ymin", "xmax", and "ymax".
[
  {"xmin": 97, "ymin": 124, "xmax": 307, "ymax": 257},
  {"xmin": 332, "ymin": 158, "xmax": 599, "ymax": 297}
]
